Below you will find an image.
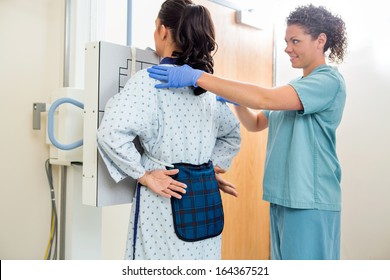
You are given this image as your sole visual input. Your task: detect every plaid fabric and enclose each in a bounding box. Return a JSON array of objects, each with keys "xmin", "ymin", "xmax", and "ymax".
[{"xmin": 169, "ymin": 161, "xmax": 224, "ymax": 242}]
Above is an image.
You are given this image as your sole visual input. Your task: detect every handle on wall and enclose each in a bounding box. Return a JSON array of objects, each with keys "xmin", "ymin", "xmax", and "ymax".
[{"xmin": 47, "ymin": 97, "xmax": 84, "ymax": 150}]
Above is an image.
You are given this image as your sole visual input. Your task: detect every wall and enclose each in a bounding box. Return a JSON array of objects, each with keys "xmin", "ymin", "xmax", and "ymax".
[
  {"xmin": 0, "ymin": 0, "xmax": 64, "ymax": 259},
  {"xmin": 336, "ymin": 4, "xmax": 390, "ymax": 259},
  {"xmin": 131, "ymin": 0, "xmax": 163, "ymax": 50}
]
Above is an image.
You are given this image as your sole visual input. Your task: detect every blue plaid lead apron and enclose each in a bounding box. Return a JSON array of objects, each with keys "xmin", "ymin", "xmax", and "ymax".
[
  {"xmin": 133, "ymin": 153, "xmax": 224, "ymax": 258},
  {"xmin": 168, "ymin": 161, "xmax": 224, "ymax": 242}
]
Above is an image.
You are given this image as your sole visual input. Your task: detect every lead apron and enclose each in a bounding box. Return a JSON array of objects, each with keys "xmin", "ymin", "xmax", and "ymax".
[{"xmin": 132, "ymin": 153, "xmax": 224, "ymax": 259}]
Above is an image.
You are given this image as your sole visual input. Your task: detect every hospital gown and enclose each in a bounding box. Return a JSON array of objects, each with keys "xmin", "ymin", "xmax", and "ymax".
[{"xmin": 97, "ymin": 67, "xmax": 241, "ymax": 260}]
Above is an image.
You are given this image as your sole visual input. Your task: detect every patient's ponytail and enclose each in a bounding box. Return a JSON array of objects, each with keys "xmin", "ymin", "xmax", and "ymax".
[{"xmin": 158, "ymin": 0, "xmax": 217, "ymax": 95}]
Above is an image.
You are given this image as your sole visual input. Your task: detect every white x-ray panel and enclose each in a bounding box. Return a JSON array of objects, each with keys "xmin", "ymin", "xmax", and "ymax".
[{"xmin": 83, "ymin": 41, "xmax": 159, "ymax": 207}]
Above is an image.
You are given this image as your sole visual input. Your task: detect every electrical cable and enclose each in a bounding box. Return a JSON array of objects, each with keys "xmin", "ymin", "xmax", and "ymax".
[{"xmin": 44, "ymin": 159, "xmax": 58, "ymax": 260}]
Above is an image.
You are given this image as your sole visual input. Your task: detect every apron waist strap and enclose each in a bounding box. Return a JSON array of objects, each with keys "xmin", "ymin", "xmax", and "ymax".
[{"xmin": 144, "ymin": 150, "xmax": 174, "ymax": 168}]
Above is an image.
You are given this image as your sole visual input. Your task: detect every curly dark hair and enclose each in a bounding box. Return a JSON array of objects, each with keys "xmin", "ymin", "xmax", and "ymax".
[
  {"xmin": 158, "ymin": 0, "xmax": 217, "ymax": 95},
  {"xmin": 286, "ymin": 4, "xmax": 348, "ymax": 63}
]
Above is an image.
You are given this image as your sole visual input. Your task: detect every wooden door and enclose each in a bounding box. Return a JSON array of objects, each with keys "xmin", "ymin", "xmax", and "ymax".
[{"xmin": 196, "ymin": 0, "xmax": 273, "ymax": 260}]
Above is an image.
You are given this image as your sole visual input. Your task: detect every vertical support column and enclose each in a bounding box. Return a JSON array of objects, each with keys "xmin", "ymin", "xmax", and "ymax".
[
  {"xmin": 127, "ymin": 0, "xmax": 132, "ymax": 46},
  {"xmin": 57, "ymin": 0, "xmax": 71, "ymax": 260},
  {"xmin": 59, "ymin": 166, "xmax": 67, "ymax": 260},
  {"xmin": 64, "ymin": 0, "xmax": 71, "ymax": 87}
]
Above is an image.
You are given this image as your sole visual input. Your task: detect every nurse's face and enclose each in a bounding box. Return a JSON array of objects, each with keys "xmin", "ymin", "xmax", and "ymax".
[{"xmin": 284, "ymin": 24, "xmax": 326, "ymax": 76}]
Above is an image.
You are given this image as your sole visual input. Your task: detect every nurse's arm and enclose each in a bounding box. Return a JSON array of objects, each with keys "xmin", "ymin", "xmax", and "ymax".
[
  {"xmin": 197, "ymin": 73, "xmax": 303, "ymax": 111},
  {"xmin": 233, "ymin": 106, "xmax": 268, "ymax": 132}
]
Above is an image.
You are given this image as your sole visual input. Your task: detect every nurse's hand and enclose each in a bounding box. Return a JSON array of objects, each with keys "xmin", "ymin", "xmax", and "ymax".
[
  {"xmin": 147, "ymin": 64, "xmax": 204, "ymax": 89},
  {"xmin": 216, "ymin": 96, "xmax": 239, "ymax": 106},
  {"xmin": 214, "ymin": 166, "xmax": 238, "ymax": 197},
  {"xmin": 138, "ymin": 169, "xmax": 187, "ymax": 199}
]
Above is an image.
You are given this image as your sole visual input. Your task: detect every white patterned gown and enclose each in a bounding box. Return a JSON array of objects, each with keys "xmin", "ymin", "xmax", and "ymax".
[{"xmin": 97, "ymin": 65, "xmax": 241, "ymax": 260}]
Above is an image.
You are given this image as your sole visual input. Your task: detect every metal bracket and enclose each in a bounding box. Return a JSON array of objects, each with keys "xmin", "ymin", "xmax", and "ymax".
[{"xmin": 33, "ymin": 102, "xmax": 47, "ymax": 130}]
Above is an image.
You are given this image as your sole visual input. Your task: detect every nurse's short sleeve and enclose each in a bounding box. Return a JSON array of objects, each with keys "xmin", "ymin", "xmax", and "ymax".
[{"xmin": 289, "ymin": 68, "xmax": 340, "ymax": 115}]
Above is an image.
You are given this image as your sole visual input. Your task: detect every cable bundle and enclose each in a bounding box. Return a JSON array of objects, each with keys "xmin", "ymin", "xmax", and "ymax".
[{"xmin": 44, "ymin": 159, "xmax": 58, "ymax": 260}]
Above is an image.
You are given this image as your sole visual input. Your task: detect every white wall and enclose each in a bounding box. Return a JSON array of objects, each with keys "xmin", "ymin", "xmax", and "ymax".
[
  {"xmin": 0, "ymin": 0, "xmax": 64, "ymax": 259},
  {"xmin": 336, "ymin": 6, "xmax": 390, "ymax": 259},
  {"xmin": 131, "ymin": 0, "xmax": 163, "ymax": 49}
]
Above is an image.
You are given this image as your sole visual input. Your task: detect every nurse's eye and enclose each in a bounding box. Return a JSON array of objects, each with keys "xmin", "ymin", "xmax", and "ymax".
[{"xmin": 292, "ymin": 39, "xmax": 299, "ymax": 45}]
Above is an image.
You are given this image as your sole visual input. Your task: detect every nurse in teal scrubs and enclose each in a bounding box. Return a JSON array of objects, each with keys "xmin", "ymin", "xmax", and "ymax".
[{"xmin": 147, "ymin": 4, "xmax": 348, "ymax": 259}]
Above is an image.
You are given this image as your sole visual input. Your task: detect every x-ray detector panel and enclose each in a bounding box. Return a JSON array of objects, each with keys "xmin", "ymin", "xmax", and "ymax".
[{"xmin": 83, "ymin": 41, "xmax": 159, "ymax": 207}]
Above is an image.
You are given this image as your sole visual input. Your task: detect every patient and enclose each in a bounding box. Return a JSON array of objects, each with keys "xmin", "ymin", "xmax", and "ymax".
[{"xmin": 96, "ymin": 0, "xmax": 240, "ymax": 260}]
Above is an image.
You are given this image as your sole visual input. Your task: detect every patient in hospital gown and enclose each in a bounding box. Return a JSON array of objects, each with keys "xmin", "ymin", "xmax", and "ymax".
[
  {"xmin": 97, "ymin": 66, "xmax": 241, "ymax": 259},
  {"xmin": 96, "ymin": 0, "xmax": 241, "ymax": 260}
]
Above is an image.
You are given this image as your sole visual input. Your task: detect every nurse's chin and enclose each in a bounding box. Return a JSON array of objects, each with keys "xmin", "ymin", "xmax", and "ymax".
[{"xmin": 290, "ymin": 63, "xmax": 301, "ymax": 69}]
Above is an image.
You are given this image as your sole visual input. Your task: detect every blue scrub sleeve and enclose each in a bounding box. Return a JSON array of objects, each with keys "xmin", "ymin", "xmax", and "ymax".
[{"xmin": 289, "ymin": 70, "xmax": 341, "ymax": 115}]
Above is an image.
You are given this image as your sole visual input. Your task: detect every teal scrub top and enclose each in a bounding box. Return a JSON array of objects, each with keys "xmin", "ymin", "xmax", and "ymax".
[{"xmin": 263, "ymin": 65, "xmax": 346, "ymax": 211}]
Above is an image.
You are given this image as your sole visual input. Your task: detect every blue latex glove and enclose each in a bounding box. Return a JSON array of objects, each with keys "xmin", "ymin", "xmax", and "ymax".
[
  {"xmin": 216, "ymin": 96, "xmax": 239, "ymax": 106},
  {"xmin": 147, "ymin": 64, "xmax": 204, "ymax": 89}
]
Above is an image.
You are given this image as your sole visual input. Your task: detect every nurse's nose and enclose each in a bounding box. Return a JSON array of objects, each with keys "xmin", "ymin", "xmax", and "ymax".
[{"xmin": 284, "ymin": 43, "xmax": 292, "ymax": 53}]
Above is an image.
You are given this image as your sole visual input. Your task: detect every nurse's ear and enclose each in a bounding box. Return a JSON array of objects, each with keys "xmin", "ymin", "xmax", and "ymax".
[{"xmin": 317, "ymin": 33, "xmax": 327, "ymax": 50}]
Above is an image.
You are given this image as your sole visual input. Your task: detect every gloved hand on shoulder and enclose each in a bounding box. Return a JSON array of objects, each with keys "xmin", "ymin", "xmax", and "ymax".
[
  {"xmin": 216, "ymin": 96, "xmax": 239, "ymax": 106},
  {"xmin": 147, "ymin": 64, "xmax": 204, "ymax": 89}
]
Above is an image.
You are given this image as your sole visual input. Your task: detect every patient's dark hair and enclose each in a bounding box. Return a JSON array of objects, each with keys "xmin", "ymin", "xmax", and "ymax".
[{"xmin": 158, "ymin": 0, "xmax": 217, "ymax": 95}]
